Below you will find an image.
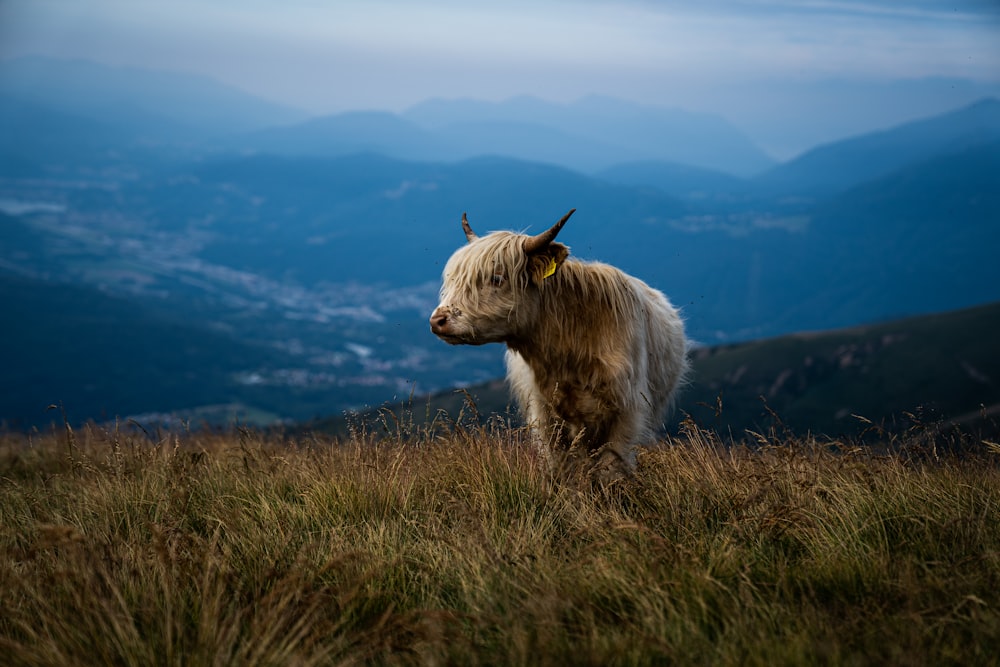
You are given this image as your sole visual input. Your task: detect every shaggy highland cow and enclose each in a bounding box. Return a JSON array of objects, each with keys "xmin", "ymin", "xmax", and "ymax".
[{"xmin": 430, "ymin": 209, "xmax": 689, "ymax": 482}]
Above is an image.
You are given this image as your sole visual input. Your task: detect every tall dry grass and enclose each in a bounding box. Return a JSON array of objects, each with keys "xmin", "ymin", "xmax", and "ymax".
[{"xmin": 1, "ymin": 414, "xmax": 999, "ymax": 665}]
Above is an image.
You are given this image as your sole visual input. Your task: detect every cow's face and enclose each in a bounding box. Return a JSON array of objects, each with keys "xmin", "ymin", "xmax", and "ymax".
[{"xmin": 430, "ymin": 230, "xmax": 569, "ymax": 346}]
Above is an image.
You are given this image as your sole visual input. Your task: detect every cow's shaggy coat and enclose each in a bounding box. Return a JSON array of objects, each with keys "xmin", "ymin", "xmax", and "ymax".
[{"xmin": 431, "ymin": 210, "xmax": 688, "ymax": 481}]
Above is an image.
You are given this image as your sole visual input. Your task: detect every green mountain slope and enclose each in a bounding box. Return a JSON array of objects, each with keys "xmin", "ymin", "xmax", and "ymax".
[
  {"xmin": 326, "ymin": 302, "xmax": 1000, "ymax": 440},
  {"xmin": 683, "ymin": 301, "xmax": 1000, "ymax": 437}
]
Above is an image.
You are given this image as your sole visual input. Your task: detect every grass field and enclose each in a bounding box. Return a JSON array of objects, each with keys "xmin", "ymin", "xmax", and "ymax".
[{"xmin": 2, "ymin": 414, "xmax": 999, "ymax": 665}]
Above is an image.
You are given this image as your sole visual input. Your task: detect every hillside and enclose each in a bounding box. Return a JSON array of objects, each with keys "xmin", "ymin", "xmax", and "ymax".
[
  {"xmin": 683, "ymin": 302, "xmax": 1000, "ymax": 438},
  {"xmin": 165, "ymin": 154, "xmax": 688, "ymax": 287},
  {"xmin": 3, "ymin": 420, "xmax": 998, "ymax": 664},
  {"xmin": 796, "ymin": 141, "xmax": 1000, "ymax": 324},
  {"xmin": 0, "ymin": 271, "xmax": 400, "ymax": 429},
  {"xmin": 330, "ymin": 302, "xmax": 1000, "ymax": 440}
]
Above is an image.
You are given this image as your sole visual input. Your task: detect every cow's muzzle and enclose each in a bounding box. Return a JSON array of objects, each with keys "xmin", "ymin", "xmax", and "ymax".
[{"xmin": 430, "ymin": 306, "xmax": 458, "ymax": 339}]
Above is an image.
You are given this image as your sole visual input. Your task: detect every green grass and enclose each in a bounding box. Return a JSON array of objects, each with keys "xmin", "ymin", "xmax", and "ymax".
[{"xmin": 2, "ymin": 417, "xmax": 999, "ymax": 665}]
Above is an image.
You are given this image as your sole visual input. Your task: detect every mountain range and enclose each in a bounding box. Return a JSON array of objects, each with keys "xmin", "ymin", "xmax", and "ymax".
[
  {"xmin": 0, "ymin": 57, "xmax": 998, "ymax": 429},
  {"xmin": 758, "ymin": 98, "xmax": 1000, "ymax": 195},
  {"xmin": 242, "ymin": 94, "xmax": 774, "ymax": 176},
  {"xmin": 2, "ymin": 57, "xmax": 774, "ymax": 176}
]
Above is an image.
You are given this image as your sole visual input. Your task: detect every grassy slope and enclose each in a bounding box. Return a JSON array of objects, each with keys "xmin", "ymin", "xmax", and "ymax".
[
  {"xmin": 684, "ymin": 301, "xmax": 1000, "ymax": 437},
  {"xmin": 1, "ymin": 422, "xmax": 998, "ymax": 665},
  {"xmin": 332, "ymin": 301, "xmax": 1000, "ymax": 440}
]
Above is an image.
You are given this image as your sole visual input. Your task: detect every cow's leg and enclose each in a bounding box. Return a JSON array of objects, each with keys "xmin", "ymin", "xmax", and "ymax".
[
  {"xmin": 535, "ymin": 418, "xmax": 592, "ymax": 482},
  {"xmin": 588, "ymin": 413, "xmax": 645, "ymax": 484}
]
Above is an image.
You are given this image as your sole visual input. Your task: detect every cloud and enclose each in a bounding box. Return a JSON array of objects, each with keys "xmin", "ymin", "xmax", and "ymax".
[{"xmin": 1, "ymin": 0, "xmax": 997, "ymax": 114}]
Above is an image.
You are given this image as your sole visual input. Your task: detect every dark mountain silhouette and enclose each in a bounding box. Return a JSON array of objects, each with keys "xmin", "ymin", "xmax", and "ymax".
[
  {"xmin": 792, "ymin": 140, "xmax": 1000, "ymax": 325},
  {"xmin": 0, "ymin": 271, "xmax": 288, "ymax": 428}
]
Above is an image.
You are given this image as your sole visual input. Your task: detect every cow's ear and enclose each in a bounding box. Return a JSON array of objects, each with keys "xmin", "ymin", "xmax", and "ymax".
[{"xmin": 528, "ymin": 242, "xmax": 569, "ymax": 285}]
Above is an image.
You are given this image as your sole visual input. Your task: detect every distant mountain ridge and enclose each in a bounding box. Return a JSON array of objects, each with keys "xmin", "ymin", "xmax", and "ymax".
[
  {"xmin": 401, "ymin": 95, "xmax": 776, "ymax": 176},
  {"xmin": 236, "ymin": 96, "xmax": 775, "ymax": 176},
  {"xmin": 4, "ymin": 56, "xmax": 997, "ymax": 187},
  {"xmin": 758, "ymin": 97, "xmax": 1000, "ymax": 195},
  {"xmin": 589, "ymin": 98, "xmax": 1000, "ymax": 202},
  {"xmin": 0, "ymin": 56, "xmax": 775, "ymax": 177},
  {"xmin": 244, "ymin": 112, "xmax": 438, "ymax": 159},
  {"xmin": 0, "ymin": 56, "xmax": 308, "ymax": 136}
]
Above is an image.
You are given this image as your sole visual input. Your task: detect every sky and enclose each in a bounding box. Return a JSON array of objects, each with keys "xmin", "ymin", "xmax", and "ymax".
[{"xmin": 1, "ymin": 0, "xmax": 999, "ymax": 155}]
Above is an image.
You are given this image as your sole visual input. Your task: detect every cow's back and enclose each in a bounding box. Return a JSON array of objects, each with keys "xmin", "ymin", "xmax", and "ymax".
[
  {"xmin": 506, "ymin": 260, "xmax": 688, "ymax": 460},
  {"xmin": 630, "ymin": 276, "xmax": 689, "ymax": 431}
]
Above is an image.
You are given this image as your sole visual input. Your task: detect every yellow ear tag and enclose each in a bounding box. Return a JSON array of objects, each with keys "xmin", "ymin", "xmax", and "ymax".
[{"xmin": 542, "ymin": 257, "xmax": 558, "ymax": 280}]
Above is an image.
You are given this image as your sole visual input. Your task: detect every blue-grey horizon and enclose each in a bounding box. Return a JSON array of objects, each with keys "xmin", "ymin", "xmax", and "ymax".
[{"xmin": 1, "ymin": 0, "xmax": 998, "ymax": 156}]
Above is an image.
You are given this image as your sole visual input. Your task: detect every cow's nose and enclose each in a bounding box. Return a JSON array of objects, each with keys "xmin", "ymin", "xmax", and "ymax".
[{"xmin": 430, "ymin": 308, "xmax": 450, "ymax": 334}]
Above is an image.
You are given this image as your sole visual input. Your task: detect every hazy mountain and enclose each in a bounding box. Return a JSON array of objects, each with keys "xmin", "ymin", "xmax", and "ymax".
[
  {"xmin": 5, "ymin": 57, "xmax": 997, "ymax": 182},
  {"xmin": 236, "ymin": 94, "xmax": 775, "ymax": 176},
  {"xmin": 696, "ymin": 137, "xmax": 1000, "ymax": 340},
  {"xmin": 133, "ymin": 153, "xmax": 688, "ymax": 287},
  {"xmin": 431, "ymin": 120, "xmax": 646, "ymax": 172},
  {"xmin": 814, "ymin": 140, "xmax": 1000, "ymax": 236},
  {"xmin": 0, "ymin": 56, "xmax": 308, "ymax": 137},
  {"xmin": 404, "ymin": 94, "xmax": 777, "ymax": 176},
  {"xmin": 243, "ymin": 112, "xmax": 443, "ymax": 159},
  {"xmin": 13, "ymin": 126, "xmax": 996, "ymax": 343},
  {"xmin": 0, "ymin": 95, "xmax": 127, "ymax": 173},
  {"xmin": 594, "ymin": 160, "xmax": 753, "ymax": 198},
  {"xmin": 757, "ymin": 98, "xmax": 1000, "ymax": 195},
  {"xmin": 719, "ymin": 76, "xmax": 1000, "ymax": 159},
  {"xmin": 798, "ymin": 140, "xmax": 1000, "ymax": 322},
  {"xmin": 236, "ymin": 113, "xmax": 641, "ymax": 171},
  {"xmin": 402, "ymin": 95, "xmax": 558, "ymax": 127}
]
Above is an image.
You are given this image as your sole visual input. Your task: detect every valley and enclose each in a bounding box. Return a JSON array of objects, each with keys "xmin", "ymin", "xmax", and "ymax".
[{"xmin": 1, "ymin": 59, "xmax": 998, "ymax": 431}]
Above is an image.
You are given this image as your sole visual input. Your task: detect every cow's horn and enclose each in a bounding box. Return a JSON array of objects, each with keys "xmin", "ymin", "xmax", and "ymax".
[
  {"xmin": 461, "ymin": 212, "xmax": 477, "ymax": 242},
  {"xmin": 523, "ymin": 208, "xmax": 576, "ymax": 255}
]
